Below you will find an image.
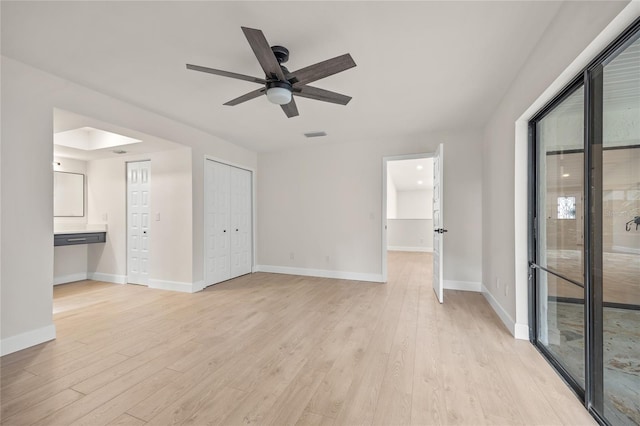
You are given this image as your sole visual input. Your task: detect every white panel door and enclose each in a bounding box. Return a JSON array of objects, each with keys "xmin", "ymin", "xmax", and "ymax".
[
  {"xmin": 205, "ymin": 160, "xmax": 231, "ymax": 285},
  {"xmin": 432, "ymin": 144, "xmax": 445, "ymax": 303},
  {"xmin": 127, "ymin": 161, "xmax": 151, "ymax": 285},
  {"xmin": 230, "ymin": 166, "xmax": 252, "ymax": 278}
]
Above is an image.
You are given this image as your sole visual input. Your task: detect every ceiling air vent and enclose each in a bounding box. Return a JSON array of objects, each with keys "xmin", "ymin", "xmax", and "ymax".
[{"xmin": 304, "ymin": 131, "xmax": 327, "ymax": 138}]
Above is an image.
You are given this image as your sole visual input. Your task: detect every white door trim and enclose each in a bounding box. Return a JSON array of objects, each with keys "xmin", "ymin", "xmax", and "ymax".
[
  {"xmin": 203, "ymin": 156, "xmax": 256, "ymax": 287},
  {"xmin": 381, "ymin": 152, "xmax": 434, "ymax": 283},
  {"xmin": 432, "ymin": 143, "xmax": 444, "ymax": 303}
]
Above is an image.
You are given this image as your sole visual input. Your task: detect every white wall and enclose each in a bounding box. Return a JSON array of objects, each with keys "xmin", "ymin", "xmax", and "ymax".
[
  {"xmin": 0, "ymin": 56, "xmax": 257, "ymax": 355},
  {"xmin": 481, "ymin": 0, "xmax": 630, "ymax": 337},
  {"xmin": 387, "ymin": 219, "xmax": 433, "ymax": 252},
  {"xmin": 257, "ymin": 129, "xmax": 482, "ymax": 284},
  {"xmin": 53, "ymin": 157, "xmax": 89, "ymax": 284},
  {"xmin": 397, "ymin": 189, "xmax": 432, "ymax": 219},
  {"xmin": 388, "ymin": 187, "xmax": 434, "ymax": 251},
  {"xmin": 387, "ymin": 173, "xmax": 397, "ymax": 219},
  {"xmin": 87, "ymin": 148, "xmax": 193, "ymax": 287}
]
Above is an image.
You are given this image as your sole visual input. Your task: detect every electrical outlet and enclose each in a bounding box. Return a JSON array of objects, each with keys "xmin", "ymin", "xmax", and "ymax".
[
  {"xmin": 102, "ymin": 213, "xmax": 108, "ymax": 221},
  {"xmin": 325, "ymin": 255, "xmax": 330, "ymax": 263},
  {"xmin": 289, "ymin": 252, "xmax": 294, "ymax": 260},
  {"xmin": 504, "ymin": 284, "xmax": 509, "ymax": 297}
]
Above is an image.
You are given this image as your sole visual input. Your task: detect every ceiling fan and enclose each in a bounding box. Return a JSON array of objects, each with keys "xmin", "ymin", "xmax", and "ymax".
[{"xmin": 186, "ymin": 26, "xmax": 356, "ymax": 118}]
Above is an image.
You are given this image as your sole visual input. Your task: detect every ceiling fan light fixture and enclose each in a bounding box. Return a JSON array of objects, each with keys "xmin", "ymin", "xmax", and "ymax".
[
  {"xmin": 266, "ymin": 86, "xmax": 292, "ymax": 105},
  {"xmin": 265, "ymin": 80, "xmax": 293, "ymax": 105}
]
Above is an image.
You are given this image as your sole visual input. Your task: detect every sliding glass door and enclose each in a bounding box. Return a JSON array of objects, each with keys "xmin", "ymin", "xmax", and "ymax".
[
  {"xmin": 530, "ymin": 19, "xmax": 639, "ymax": 426},
  {"xmin": 600, "ymin": 32, "xmax": 640, "ymax": 426},
  {"xmin": 535, "ymin": 85, "xmax": 586, "ymax": 389}
]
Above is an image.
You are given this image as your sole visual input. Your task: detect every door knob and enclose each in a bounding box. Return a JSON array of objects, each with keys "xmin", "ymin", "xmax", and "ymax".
[{"xmin": 434, "ymin": 228, "xmax": 448, "ymax": 234}]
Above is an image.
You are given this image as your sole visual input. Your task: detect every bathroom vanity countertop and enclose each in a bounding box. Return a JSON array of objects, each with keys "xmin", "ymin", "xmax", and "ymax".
[{"xmin": 54, "ymin": 224, "xmax": 107, "ymax": 235}]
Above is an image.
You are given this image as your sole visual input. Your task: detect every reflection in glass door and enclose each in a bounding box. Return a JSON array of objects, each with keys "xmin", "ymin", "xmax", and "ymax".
[
  {"xmin": 530, "ymin": 19, "xmax": 640, "ymax": 426},
  {"xmin": 535, "ymin": 86, "xmax": 586, "ymax": 389},
  {"xmin": 601, "ymin": 33, "xmax": 640, "ymax": 426}
]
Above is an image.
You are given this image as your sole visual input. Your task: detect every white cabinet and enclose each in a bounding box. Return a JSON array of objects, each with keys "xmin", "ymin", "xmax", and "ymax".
[{"xmin": 205, "ymin": 160, "xmax": 252, "ymax": 286}]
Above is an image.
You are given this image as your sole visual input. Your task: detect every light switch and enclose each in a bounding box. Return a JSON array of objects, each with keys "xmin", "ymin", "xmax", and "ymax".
[
  {"xmin": 102, "ymin": 213, "xmax": 108, "ymax": 221},
  {"xmin": 155, "ymin": 213, "xmax": 161, "ymax": 221}
]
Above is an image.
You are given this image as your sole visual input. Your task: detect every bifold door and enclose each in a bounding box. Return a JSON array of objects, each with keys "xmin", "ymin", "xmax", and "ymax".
[{"xmin": 205, "ymin": 160, "xmax": 252, "ymax": 286}]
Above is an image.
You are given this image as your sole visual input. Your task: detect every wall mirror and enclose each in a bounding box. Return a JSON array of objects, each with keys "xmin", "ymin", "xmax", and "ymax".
[{"xmin": 54, "ymin": 171, "xmax": 84, "ymax": 217}]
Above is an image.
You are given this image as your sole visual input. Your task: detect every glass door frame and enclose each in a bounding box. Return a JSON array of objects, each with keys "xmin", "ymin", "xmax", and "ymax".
[{"xmin": 528, "ymin": 17, "xmax": 640, "ymax": 426}]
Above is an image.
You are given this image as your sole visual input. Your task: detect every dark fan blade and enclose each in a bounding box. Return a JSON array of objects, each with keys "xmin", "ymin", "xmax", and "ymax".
[
  {"xmin": 186, "ymin": 64, "xmax": 266, "ymax": 84},
  {"xmin": 294, "ymin": 85, "xmax": 352, "ymax": 105},
  {"xmin": 223, "ymin": 88, "xmax": 266, "ymax": 106},
  {"xmin": 289, "ymin": 54, "xmax": 356, "ymax": 86},
  {"xmin": 281, "ymin": 98, "xmax": 299, "ymax": 118},
  {"xmin": 241, "ymin": 27, "xmax": 287, "ymax": 82}
]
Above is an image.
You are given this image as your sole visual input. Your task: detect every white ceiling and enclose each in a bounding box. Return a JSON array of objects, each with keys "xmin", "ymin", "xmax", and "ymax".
[
  {"xmin": 53, "ymin": 109, "xmax": 184, "ymax": 161},
  {"xmin": 388, "ymin": 158, "xmax": 434, "ymax": 192},
  {"xmin": 2, "ymin": 1, "xmax": 565, "ymax": 153}
]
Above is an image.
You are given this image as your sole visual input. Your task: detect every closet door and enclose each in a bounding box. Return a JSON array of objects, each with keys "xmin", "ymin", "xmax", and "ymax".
[
  {"xmin": 230, "ymin": 166, "xmax": 252, "ymax": 278},
  {"xmin": 205, "ymin": 160, "xmax": 231, "ymax": 284},
  {"xmin": 127, "ymin": 161, "xmax": 151, "ymax": 285}
]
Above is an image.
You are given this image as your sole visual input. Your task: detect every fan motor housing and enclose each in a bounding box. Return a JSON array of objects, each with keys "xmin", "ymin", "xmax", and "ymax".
[
  {"xmin": 266, "ymin": 80, "xmax": 292, "ymax": 92},
  {"xmin": 271, "ymin": 45, "xmax": 289, "ymax": 63}
]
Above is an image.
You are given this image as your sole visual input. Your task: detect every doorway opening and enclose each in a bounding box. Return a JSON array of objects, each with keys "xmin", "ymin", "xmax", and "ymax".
[
  {"xmin": 52, "ymin": 108, "xmax": 190, "ymax": 308},
  {"xmin": 382, "ymin": 153, "xmax": 434, "ymax": 286}
]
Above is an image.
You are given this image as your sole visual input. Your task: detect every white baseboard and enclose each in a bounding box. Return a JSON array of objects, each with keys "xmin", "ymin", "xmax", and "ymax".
[
  {"xmin": 53, "ymin": 272, "xmax": 89, "ymax": 285},
  {"xmin": 387, "ymin": 246, "xmax": 433, "ymax": 252},
  {"xmin": 148, "ymin": 279, "xmax": 195, "ymax": 293},
  {"xmin": 88, "ymin": 272, "xmax": 126, "ymax": 284},
  {"xmin": 481, "ymin": 284, "xmax": 528, "ymax": 340},
  {"xmin": 514, "ymin": 323, "xmax": 530, "ymax": 340},
  {"xmin": 255, "ymin": 265, "xmax": 383, "ymax": 283},
  {"xmin": 1, "ymin": 324, "xmax": 56, "ymax": 356},
  {"xmin": 444, "ymin": 280, "xmax": 481, "ymax": 292},
  {"xmin": 192, "ymin": 280, "xmax": 205, "ymax": 292}
]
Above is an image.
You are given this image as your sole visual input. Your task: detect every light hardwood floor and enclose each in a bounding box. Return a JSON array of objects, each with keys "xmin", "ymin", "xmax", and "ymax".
[{"xmin": 1, "ymin": 252, "xmax": 595, "ymax": 425}]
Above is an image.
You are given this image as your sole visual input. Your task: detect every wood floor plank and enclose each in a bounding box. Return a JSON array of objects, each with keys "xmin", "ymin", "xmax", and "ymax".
[
  {"xmin": 1, "ymin": 353, "xmax": 128, "ymax": 420},
  {"xmin": 0, "ymin": 340, "xmax": 87, "ymax": 375},
  {"xmin": 372, "ymin": 267, "xmax": 419, "ymax": 426},
  {"xmin": 70, "ymin": 331, "xmax": 198, "ymax": 395},
  {"xmin": 32, "ymin": 341, "xmax": 200, "ymax": 426},
  {"xmin": 173, "ymin": 386, "xmax": 246, "ymax": 426},
  {"xmin": 411, "ymin": 277, "xmax": 445, "ymax": 426},
  {"xmin": 0, "ymin": 388, "xmax": 84, "ymax": 425},
  {"xmin": 106, "ymin": 413, "xmax": 147, "ymax": 426},
  {"xmin": 69, "ymin": 368, "xmax": 180, "ymax": 426},
  {"xmin": 0, "ymin": 252, "xmax": 599, "ymax": 426}
]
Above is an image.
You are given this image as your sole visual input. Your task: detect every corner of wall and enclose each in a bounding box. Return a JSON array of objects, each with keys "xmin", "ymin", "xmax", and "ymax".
[
  {"xmin": 481, "ymin": 284, "xmax": 529, "ymax": 339},
  {"xmin": 1, "ymin": 324, "xmax": 56, "ymax": 356}
]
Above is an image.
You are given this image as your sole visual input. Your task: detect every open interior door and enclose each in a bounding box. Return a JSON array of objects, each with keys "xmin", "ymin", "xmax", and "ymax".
[{"xmin": 432, "ymin": 144, "xmax": 445, "ymax": 303}]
